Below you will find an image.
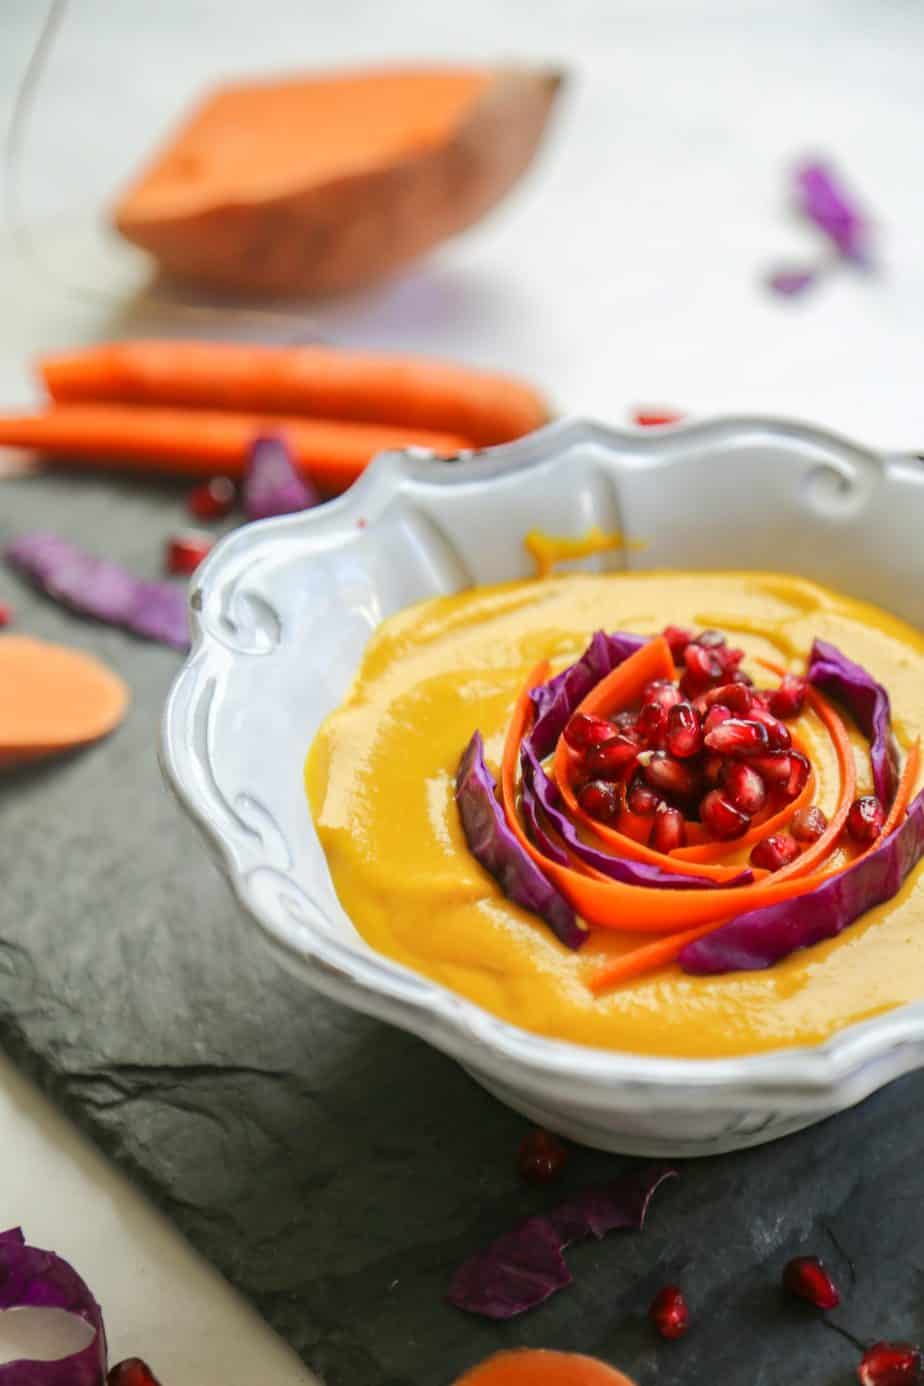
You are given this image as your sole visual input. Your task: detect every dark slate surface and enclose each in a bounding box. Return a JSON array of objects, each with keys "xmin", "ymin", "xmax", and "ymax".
[{"xmin": 2, "ymin": 470, "xmax": 923, "ymax": 1386}]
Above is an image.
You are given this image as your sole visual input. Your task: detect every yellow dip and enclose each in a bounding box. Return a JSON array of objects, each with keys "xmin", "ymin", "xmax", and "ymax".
[{"xmin": 306, "ymin": 572, "xmax": 924, "ymax": 1057}]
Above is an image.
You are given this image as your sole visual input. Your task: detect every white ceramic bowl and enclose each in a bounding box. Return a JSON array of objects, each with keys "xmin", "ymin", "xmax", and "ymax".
[{"xmin": 161, "ymin": 418, "xmax": 924, "ymax": 1157}]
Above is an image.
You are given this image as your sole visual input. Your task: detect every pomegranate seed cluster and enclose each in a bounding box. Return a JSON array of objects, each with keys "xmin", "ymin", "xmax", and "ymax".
[{"xmin": 565, "ymin": 628, "xmax": 834, "ymax": 867}]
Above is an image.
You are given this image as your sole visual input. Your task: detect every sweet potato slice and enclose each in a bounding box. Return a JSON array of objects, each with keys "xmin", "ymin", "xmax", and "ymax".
[
  {"xmin": 452, "ymin": 1349, "xmax": 636, "ymax": 1386},
  {"xmin": 0, "ymin": 636, "xmax": 128, "ymax": 766},
  {"xmin": 112, "ymin": 65, "xmax": 564, "ymax": 297}
]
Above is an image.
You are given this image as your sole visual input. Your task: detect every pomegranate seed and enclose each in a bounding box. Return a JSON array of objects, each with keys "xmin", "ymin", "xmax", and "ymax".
[
  {"xmin": 848, "ymin": 795, "xmax": 886, "ymax": 843},
  {"xmin": 717, "ymin": 645, "xmax": 746, "ymax": 674},
  {"xmin": 858, "ymin": 1342, "xmax": 923, "ymax": 1386},
  {"xmin": 626, "ymin": 776, "xmax": 662, "ymax": 815},
  {"xmin": 635, "ymin": 409, "xmax": 683, "ymax": 427},
  {"xmin": 0, "ymin": 602, "xmax": 11, "ymax": 627},
  {"xmin": 723, "ymin": 762, "xmax": 768, "ymax": 815},
  {"xmin": 694, "ymin": 628, "xmax": 726, "ymax": 650},
  {"xmin": 783, "ymin": 750, "xmax": 811, "ymax": 800},
  {"xmin": 792, "ymin": 805, "xmax": 828, "ymax": 842},
  {"xmin": 770, "ymin": 674, "xmax": 808, "ymax": 720},
  {"xmin": 642, "ymin": 678, "xmax": 683, "ymax": 710},
  {"xmin": 165, "ymin": 531, "xmax": 214, "ymax": 576},
  {"xmin": 651, "ymin": 804, "xmax": 687, "ymax": 852},
  {"xmin": 782, "ymin": 1255, "xmax": 840, "ymax": 1310},
  {"xmin": 704, "ymin": 704, "xmax": 732, "ymax": 735},
  {"xmin": 666, "ymin": 701, "xmax": 703, "ymax": 758},
  {"xmin": 701, "ymin": 789, "xmax": 750, "ymax": 839},
  {"xmin": 614, "ymin": 709, "xmax": 639, "ymax": 732},
  {"xmin": 703, "ymin": 718, "xmax": 770, "ymax": 757},
  {"xmin": 750, "ymin": 833, "xmax": 800, "ymax": 871},
  {"xmin": 517, "ymin": 1128, "xmax": 568, "ymax": 1184},
  {"xmin": 648, "ymin": 1285, "xmax": 690, "ymax": 1340},
  {"xmin": 750, "ymin": 751, "xmax": 793, "ymax": 784},
  {"xmin": 564, "ymin": 714, "xmax": 618, "ymax": 752},
  {"xmin": 637, "ymin": 701, "xmax": 668, "ymax": 745},
  {"xmin": 642, "ymin": 750, "xmax": 698, "ymax": 799},
  {"xmin": 703, "ymin": 752, "xmax": 725, "ymax": 786},
  {"xmin": 187, "ymin": 475, "xmax": 236, "ymax": 522},
  {"xmin": 730, "ymin": 668, "xmax": 754, "ymax": 686},
  {"xmin": 749, "ymin": 705, "xmax": 792, "ymax": 750},
  {"xmin": 683, "ymin": 641, "xmax": 724, "ymax": 689},
  {"xmin": 578, "ymin": 780, "xmax": 621, "ymax": 824},
  {"xmin": 585, "ymin": 734, "xmax": 640, "ymax": 778},
  {"xmin": 750, "ymin": 688, "xmax": 774, "ymax": 709},
  {"xmin": 108, "ymin": 1362, "xmax": 162, "ymax": 1386},
  {"xmin": 704, "ymin": 682, "xmax": 752, "ymax": 714},
  {"xmin": 662, "ymin": 625, "xmax": 692, "ymax": 662}
]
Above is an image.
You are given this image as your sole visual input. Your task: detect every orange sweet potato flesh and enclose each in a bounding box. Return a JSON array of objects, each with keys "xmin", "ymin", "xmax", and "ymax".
[
  {"xmin": 452, "ymin": 1349, "xmax": 636, "ymax": 1386},
  {"xmin": 0, "ymin": 636, "xmax": 128, "ymax": 766},
  {"xmin": 113, "ymin": 66, "xmax": 564, "ymax": 297}
]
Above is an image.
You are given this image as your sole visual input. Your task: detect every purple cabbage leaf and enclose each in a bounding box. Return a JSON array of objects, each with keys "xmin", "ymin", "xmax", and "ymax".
[
  {"xmin": 807, "ymin": 637, "xmax": 897, "ymax": 806},
  {"xmin": 242, "ymin": 434, "xmax": 320, "ymax": 521},
  {"xmin": 0, "ymin": 1227, "xmax": 107, "ymax": 1385}
]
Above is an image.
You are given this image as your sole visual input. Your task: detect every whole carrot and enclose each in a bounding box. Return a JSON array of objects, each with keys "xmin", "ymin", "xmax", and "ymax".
[
  {"xmin": 0, "ymin": 404, "xmax": 470, "ymax": 494},
  {"xmin": 39, "ymin": 341, "xmax": 550, "ymax": 447}
]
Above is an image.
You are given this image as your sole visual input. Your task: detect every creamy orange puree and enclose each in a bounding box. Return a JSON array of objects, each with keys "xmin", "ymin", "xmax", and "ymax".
[{"xmin": 306, "ymin": 573, "xmax": 924, "ymax": 1057}]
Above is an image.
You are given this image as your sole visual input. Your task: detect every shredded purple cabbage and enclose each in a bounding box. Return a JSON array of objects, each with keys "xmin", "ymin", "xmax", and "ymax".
[
  {"xmin": 767, "ymin": 267, "xmax": 818, "ymax": 298},
  {"xmin": 520, "ymin": 743, "xmax": 753, "ymax": 892},
  {"xmin": 455, "ymin": 732, "xmax": 585, "ymax": 950},
  {"xmin": 0, "ymin": 1228, "xmax": 107, "ymax": 1385},
  {"xmin": 527, "ymin": 631, "xmax": 646, "ymax": 760},
  {"xmin": 795, "ymin": 160, "xmax": 870, "ymax": 264},
  {"xmin": 681, "ymin": 785, "xmax": 924, "ymax": 975},
  {"xmin": 448, "ymin": 1165, "xmax": 676, "ymax": 1319},
  {"xmin": 5, "ymin": 533, "xmax": 189, "ymax": 652},
  {"xmin": 807, "ymin": 638, "xmax": 897, "ymax": 805},
  {"xmin": 242, "ymin": 435, "xmax": 320, "ymax": 521}
]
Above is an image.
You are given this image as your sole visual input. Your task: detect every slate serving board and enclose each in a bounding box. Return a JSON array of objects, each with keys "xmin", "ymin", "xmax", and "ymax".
[{"xmin": 2, "ymin": 470, "xmax": 923, "ymax": 1386}]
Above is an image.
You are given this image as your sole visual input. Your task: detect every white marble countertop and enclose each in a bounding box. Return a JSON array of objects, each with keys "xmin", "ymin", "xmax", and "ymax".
[{"xmin": 1, "ymin": 0, "xmax": 923, "ymax": 1379}]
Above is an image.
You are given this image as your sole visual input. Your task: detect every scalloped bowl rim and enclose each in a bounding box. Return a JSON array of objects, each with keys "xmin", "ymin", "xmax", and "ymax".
[{"xmin": 160, "ymin": 415, "xmax": 924, "ymax": 1110}]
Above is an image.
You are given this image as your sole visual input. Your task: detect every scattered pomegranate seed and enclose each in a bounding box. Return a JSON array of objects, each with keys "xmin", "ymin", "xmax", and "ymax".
[
  {"xmin": 770, "ymin": 674, "xmax": 808, "ymax": 720},
  {"xmin": 749, "ymin": 705, "xmax": 792, "ymax": 750},
  {"xmin": 667, "ymin": 701, "xmax": 703, "ymax": 758},
  {"xmin": 703, "ymin": 752, "xmax": 724, "ymax": 786},
  {"xmin": 579, "ymin": 779, "xmax": 621, "ymax": 824},
  {"xmin": 783, "ymin": 751, "xmax": 811, "ymax": 800},
  {"xmin": 792, "ymin": 805, "xmax": 829, "ymax": 842},
  {"xmin": 642, "ymin": 750, "xmax": 698, "ymax": 799},
  {"xmin": 0, "ymin": 602, "xmax": 11, "ymax": 627},
  {"xmin": 635, "ymin": 409, "xmax": 683, "ymax": 427},
  {"xmin": 517, "ymin": 1128, "xmax": 568, "ymax": 1184},
  {"xmin": 694, "ymin": 629, "xmax": 726, "ymax": 649},
  {"xmin": 704, "ymin": 704, "xmax": 732, "ymax": 735},
  {"xmin": 662, "ymin": 626, "xmax": 693, "ymax": 662},
  {"xmin": 651, "ymin": 803, "xmax": 687, "ymax": 852},
  {"xmin": 586, "ymin": 734, "xmax": 641, "ymax": 778},
  {"xmin": 857, "ymin": 1342, "xmax": 923, "ymax": 1386},
  {"xmin": 782, "ymin": 1255, "xmax": 840, "ymax": 1310},
  {"xmin": 637, "ymin": 700, "xmax": 669, "ymax": 745},
  {"xmin": 704, "ymin": 682, "xmax": 753, "ymax": 714},
  {"xmin": 723, "ymin": 762, "xmax": 768, "ymax": 816},
  {"xmin": 704, "ymin": 718, "xmax": 770, "ymax": 757},
  {"xmin": 848, "ymin": 795, "xmax": 887, "ymax": 843},
  {"xmin": 108, "ymin": 1361, "xmax": 162, "ymax": 1386},
  {"xmin": 186, "ymin": 475, "xmax": 236, "ymax": 522},
  {"xmin": 648, "ymin": 1285, "xmax": 690, "ymax": 1340},
  {"xmin": 564, "ymin": 714, "xmax": 618, "ymax": 752},
  {"xmin": 682, "ymin": 643, "xmax": 724, "ymax": 696},
  {"xmin": 750, "ymin": 751, "xmax": 793, "ymax": 784},
  {"xmin": 751, "ymin": 833, "xmax": 800, "ymax": 871},
  {"xmin": 701, "ymin": 789, "xmax": 750, "ymax": 839},
  {"xmin": 165, "ymin": 531, "xmax": 214, "ymax": 576},
  {"xmin": 642, "ymin": 678, "xmax": 683, "ymax": 710},
  {"xmin": 626, "ymin": 776, "xmax": 662, "ymax": 815}
]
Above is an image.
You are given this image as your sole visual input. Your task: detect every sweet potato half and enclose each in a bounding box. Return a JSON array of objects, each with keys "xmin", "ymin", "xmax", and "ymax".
[{"xmin": 113, "ymin": 65, "xmax": 564, "ymax": 297}]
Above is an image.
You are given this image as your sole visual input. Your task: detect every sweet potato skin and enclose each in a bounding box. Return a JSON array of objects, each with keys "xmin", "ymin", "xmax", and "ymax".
[{"xmin": 113, "ymin": 67, "xmax": 564, "ymax": 297}]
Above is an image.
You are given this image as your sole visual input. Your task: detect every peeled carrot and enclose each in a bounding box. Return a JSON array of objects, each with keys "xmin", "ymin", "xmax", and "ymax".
[
  {"xmin": 880, "ymin": 738, "xmax": 920, "ymax": 837},
  {"xmin": 452, "ymin": 1350, "xmax": 636, "ymax": 1386},
  {"xmin": 40, "ymin": 342, "xmax": 550, "ymax": 448},
  {"xmin": 0, "ymin": 404, "xmax": 470, "ymax": 494},
  {"xmin": 771, "ymin": 686, "xmax": 856, "ymax": 881},
  {"xmin": 0, "ymin": 636, "xmax": 128, "ymax": 766},
  {"xmin": 501, "ymin": 660, "xmax": 834, "ymax": 934}
]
